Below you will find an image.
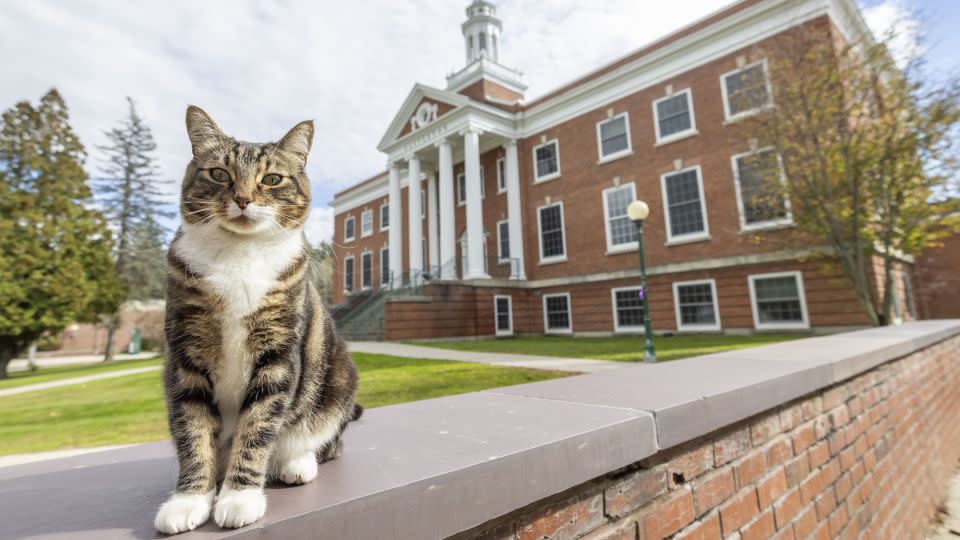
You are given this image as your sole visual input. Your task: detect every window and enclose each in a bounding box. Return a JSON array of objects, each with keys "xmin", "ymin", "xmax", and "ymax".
[
  {"xmin": 721, "ymin": 60, "xmax": 771, "ymax": 121},
  {"xmin": 380, "ymin": 247, "xmax": 390, "ymax": 285},
  {"xmin": 379, "ymin": 203, "xmax": 389, "ymax": 231},
  {"xmin": 611, "ymin": 287, "xmax": 645, "ymax": 332},
  {"xmin": 343, "ymin": 216, "xmax": 355, "ymax": 242},
  {"xmin": 497, "ymin": 219, "xmax": 510, "ymax": 263},
  {"xmin": 457, "ymin": 170, "xmax": 485, "ymax": 206},
  {"xmin": 748, "ymin": 271, "xmax": 809, "ymax": 329},
  {"xmin": 360, "ymin": 210, "xmax": 373, "ymax": 238},
  {"xmin": 494, "ymin": 295, "xmax": 513, "ymax": 336},
  {"xmin": 343, "ymin": 256, "xmax": 355, "ymax": 293},
  {"xmin": 596, "ymin": 113, "xmax": 631, "ymax": 161},
  {"xmin": 533, "ymin": 140, "xmax": 560, "ymax": 182},
  {"xmin": 902, "ymin": 272, "xmax": 916, "ymax": 319},
  {"xmin": 653, "ymin": 89, "xmax": 696, "ymax": 143},
  {"xmin": 361, "ymin": 252, "xmax": 372, "ymax": 290},
  {"xmin": 661, "ymin": 167, "xmax": 709, "ymax": 243},
  {"xmin": 732, "ymin": 149, "xmax": 792, "ymax": 230},
  {"xmin": 497, "ymin": 158, "xmax": 507, "ymax": 193},
  {"xmin": 543, "ymin": 293, "xmax": 572, "ymax": 333},
  {"xmin": 602, "ymin": 183, "xmax": 638, "ymax": 253},
  {"xmin": 420, "ymin": 189, "xmax": 426, "ymax": 219},
  {"xmin": 673, "ymin": 279, "xmax": 721, "ymax": 331},
  {"xmin": 537, "ymin": 202, "xmax": 566, "ymax": 263}
]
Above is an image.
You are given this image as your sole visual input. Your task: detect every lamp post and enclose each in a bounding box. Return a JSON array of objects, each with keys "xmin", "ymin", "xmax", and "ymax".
[{"xmin": 627, "ymin": 200, "xmax": 657, "ymax": 363}]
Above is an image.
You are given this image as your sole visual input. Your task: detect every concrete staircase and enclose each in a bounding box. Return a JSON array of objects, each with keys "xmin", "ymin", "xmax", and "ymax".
[{"xmin": 333, "ymin": 291, "xmax": 387, "ymax": 341}]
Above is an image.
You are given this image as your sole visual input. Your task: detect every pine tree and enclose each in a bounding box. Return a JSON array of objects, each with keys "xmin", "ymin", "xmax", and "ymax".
[
  {"xmin": 94, "ymin": 97, "xmax": 172, "ymax": 360},
  {"xmin": 0, "ymin": 89, "xmax": 125, "ymax": 378}
]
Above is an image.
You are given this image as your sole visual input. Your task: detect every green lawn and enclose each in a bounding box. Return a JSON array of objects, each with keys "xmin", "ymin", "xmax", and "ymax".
[
  {"xmin": 0, "ymin": 357, "xmax": 164, "ymax": 390},
  {"xmin": 412, "ymin": 334, "xmax": 808, "ymax": 362},
  {"xmin": 0, "ymin": 353, "xmax": 569, "ymax": 456}
]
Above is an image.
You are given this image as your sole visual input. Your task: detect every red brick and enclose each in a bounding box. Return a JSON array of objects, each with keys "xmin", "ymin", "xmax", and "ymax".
[
  {"xmin": 642, "ymin": 488, "xmax": 695, "ymax": 540},
  {"xmin": 605, "ymin": 467, "xmax": 667, "ymax": 518},
  {"xmin": 674, "ymin": 512, "xmax": 722, "ymax": 540},
  {"xmin": 767, "ymin": 436, "xmax": 794, "ymax": 467},
  {"xmin": 827, "ymin": 431, "xmax": 846, "ymax": 456},
  {"xmin": 779, "ymin": 405, "xmax": 804, "ymax": 431},
  {"xmin": 828, "ymin": 504, "xmax": 849, "ymax": 537},
  {"xmin": 801, "ymin": 396, "xmax": 823, "ymax": 420},
  {"xmin": 808, "ymin": 441, "xmax": 830, "ymax": 469},
  {"xmin": 815, "ymin": 491, "xmax": 837, "ymax": 520},
  {"xmin": 751, "ymin": 415, "xmax": 782, "ymax": 447},
  {"xmin": 578, "ymin": 519, "xmax": 637, "ymax": 540},
  {"xmin": 792, "ymin": 506, "xmax": 818, "ymax": 539},
  {"xmin": 820, "ymin": 459, "xmax": 841, "ymax": 486},
  {"xmin": 735, "ymin": 451, "xmax": 767, "ymax": 488},
  {"xmin": 838, "ymin": 446, "xmax": 858, "ymax": 471},
  {"xmin": 719, "ymin": 489, "xmax": 759, "ymax": 536},
  {"xmin": 783, "ymin": 454, "xmax": 810, "ymax": 487},
  {"xmin": 834, "ymin": 472, "xmax": 853, "ymax": 501},
  {"xmin": 773, "ymin": 489, "xmax": 802, "ymax": 530},
  {"xmin": 714, "ymin": 428, "xmax": 750, "ymax": 466},
  {"xmin": 822, "ymin": 385, "xmax": 849, "ymax": 410},
  {"xmin": 668, "ymin": 446, "xmax": 714, "ymax": 487},
  {"xmin": 799, "ymin": 469, "xmax": 823, "ymax": 505},
  {"xmin": 740, "ymin": 509, "xmax": 776, "ymax": 540},
  {"xmin": 516, "ymin": 490, "xmax": 605, "ymax": 540},
  {"xmin": 791, "ymin": 422, "xmax": 816, "ymax": 454},
  {"xmin": 692, "ymin": 468, "xmax": 736, "ymax": 515},
  {"xmin": 757, "ymin": 468, "xmax": 788, "ymax": 509}
]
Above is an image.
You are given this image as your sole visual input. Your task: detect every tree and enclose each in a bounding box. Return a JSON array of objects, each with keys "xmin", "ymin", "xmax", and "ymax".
[
  {"xmin": 94, "ymin": 97, "xmax": 171, "ymax": 360},
  {"xmin": 310, "ymin": 241, "xmax": 335, "ymax": 305},
  {"xmin": 0, "ymin": 89, "xmax": 124, "ymax": 378},
  {"xmin": 744, "ymin": 21, "xmax": 960, "ymax": 326}
]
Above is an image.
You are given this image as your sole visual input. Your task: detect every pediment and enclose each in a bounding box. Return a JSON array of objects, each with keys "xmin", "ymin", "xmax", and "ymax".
[{"xmin": 378, "ymin": 84, "xmax": 469, "ymax": 151}]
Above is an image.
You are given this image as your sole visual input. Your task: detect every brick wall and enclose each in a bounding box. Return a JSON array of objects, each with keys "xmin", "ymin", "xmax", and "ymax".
[
  {"xmin": 454, "ymin": 335, "xmax": 960, "ymax": 540},
  {"xmin": 915, "ymin": 230, "xmax": 960, "ymax": 319}
]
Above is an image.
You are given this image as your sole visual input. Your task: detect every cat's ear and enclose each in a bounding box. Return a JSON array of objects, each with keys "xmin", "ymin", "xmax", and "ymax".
[
  {"xmin": 278, "ymin": 120, "xmax": 314, "ymax": 165},
  {"xmin": 185, "ymin": 105, "xmax": 226, "ymax": 157}
]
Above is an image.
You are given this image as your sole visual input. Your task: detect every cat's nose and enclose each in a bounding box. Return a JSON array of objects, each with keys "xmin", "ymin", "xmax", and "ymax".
[{"xmin": 233, "ymin": 195, "xmax": 251, "ymax": 209}]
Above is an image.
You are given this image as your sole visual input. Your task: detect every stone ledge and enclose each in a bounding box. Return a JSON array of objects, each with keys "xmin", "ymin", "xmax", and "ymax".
[
  {"xmin": 384, "ymin": 295, "xmax": 432, "ymax": 303},
  {"xmin": 0, "ymin": 320, "xmax": 956, "ymax": 539}
]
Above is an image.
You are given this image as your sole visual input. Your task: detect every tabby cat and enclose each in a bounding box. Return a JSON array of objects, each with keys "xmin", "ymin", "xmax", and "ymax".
[{"xmin": 154, "ymin": 106, "xmax": 360, "ymax": 534}]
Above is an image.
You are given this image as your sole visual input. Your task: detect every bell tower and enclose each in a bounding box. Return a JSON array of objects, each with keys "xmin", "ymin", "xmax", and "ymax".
[
  {"xmin": 462, "ymin": 0, "xmax": 501, "ymax": 64},
  {"xmin": 447, "ymin": 1, "xmax": 526, "ymax": 101}
]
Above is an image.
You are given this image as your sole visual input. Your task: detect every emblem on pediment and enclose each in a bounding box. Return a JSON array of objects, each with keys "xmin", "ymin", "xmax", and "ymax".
[{"xmin": 410, "ymin": 102, "xmax": 439, "ymax": 132}]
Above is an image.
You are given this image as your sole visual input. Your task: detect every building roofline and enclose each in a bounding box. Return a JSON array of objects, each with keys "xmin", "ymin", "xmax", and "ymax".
[{"xmin": 333, "ymin": 170, "xmax": 388, "ymax": 199}]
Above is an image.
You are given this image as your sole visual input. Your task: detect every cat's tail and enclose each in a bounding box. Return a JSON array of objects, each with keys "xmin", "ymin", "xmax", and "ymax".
[{"xmin": 351, "ymin": 403, "xmax": 364, "ymax": 421}]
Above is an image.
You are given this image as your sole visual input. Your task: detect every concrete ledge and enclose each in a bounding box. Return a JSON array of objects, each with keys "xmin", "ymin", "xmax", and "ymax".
[
  {"xmin": 0, "ymin": 321, "xmax": 957, "ymax": 539},
  {"xmin": 384, "ymin": 295, "xmax": 432, "ymax": 303}
]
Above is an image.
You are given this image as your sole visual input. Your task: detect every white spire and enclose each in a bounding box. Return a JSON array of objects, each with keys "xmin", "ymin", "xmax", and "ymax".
[{"xmin": 462, "ymin": 0, "xmax": 502, "ymax": 65}]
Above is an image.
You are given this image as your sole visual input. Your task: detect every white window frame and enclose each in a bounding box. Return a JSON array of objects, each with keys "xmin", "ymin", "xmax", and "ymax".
[
  {"xmin": 660, "ymin": 165, "xmax": 711, "ymax": 244},
  {"xmin": 343, "ymin": 255, "xmax": 355, "ymax": 294},
  {"xmin": 601, "ymin": 182, "xmax": 638, "ymax": 254},
  {"xmin": 360, "ymin": 251, "xmax": 373, "ymax": 290},
  {"xmin": 610, "ymin": 286, "xmax": 645, "ymax": 333},
  {"xmin": 672, "ymin": 278, "xmax": 721, "ymax": 332},
  {"xmin": 542, "ymin": 292, "xmax": 573, "ymax": 334},
  {"xmin": 496, "ymin": 157, "xmax": 507, "ymax": 194},
  {"xmin": 421, "ymin": 189, "xmax": 426, "ymax": 219},
  {"xmin": 360, "ymin": 209, "xmax": 373, "ymax": 238},
  {"xmin": 747, "ymin": 271, "xmax": 810, "ymax": 330},
  {"xmin": 379, "ymin": 202, "xmax": 389, "ymax": 232},
  {"xmin": 720, "ymin": 59, "xmax": 773, "ymax": 123},
  {"xmin": 536, "ymin": 201, "xmax": 568, "ymax": 265},
  {"xmin": 496, "ymin": 219, "xmax": 510, "ymax": 264},
  {"xmin": 652, "ymin": 88, "xmax": 698, "ymax": 145},
  {"xmin": 343, "ymin": 216, "xmax": 356, "ymax": 243},
  {"xmin": 595, "ymin": 112, "xmax": 633, "ymax": 163},
  {"xmin": 731, "ymin": 148, "xmax": 793, "ymax": 232},
  {"xmin": 532, "ymin": 139, "xmax": 561, "ymax": 183},
  {"xmin": 457, "ymin": 172, "xmax": 466, "ymax": 207},
  {"xmin": 494, "ymin": 294, "xmax": 514, "ymax": 336},
  {"xmin": 380, "ymin": 246, "xmax": 390, "ymax": 285}
]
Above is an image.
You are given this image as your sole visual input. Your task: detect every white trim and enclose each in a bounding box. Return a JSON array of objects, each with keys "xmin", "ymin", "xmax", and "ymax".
[
  {"xmin": 660, "ymin": 165, "xmax": 711, "ymax": 244},
  {"xmin": 421, "ymin": 189, "xmax": 426, "ymax": 219},
  {"xmin": 496, "ymin": 219, "xmax": 510, "ymax": 263},
  {"xmin": 496, "ymin": 157, "xmax": 507, "ymax": 194},
  {"xmin": 536, "ymin": 201, "xmax": 567, "ymax": 265},
  {"xmin": 610, "ymin": 286, "xmax": 645, "ymax": 333},
  {"xmin": 542, "ymin": 292, "xmax": 573, "ymax": 334},
  {"xmin": 532, "ymin": 139, "xmax": 562, "ymax": 183},
  {"xmin": 494, "ymin": 295, "xmax": 514, "ymax": 336},
  {"xmin": 731, "ymin": 147, "xmax": 793, "ymax": 231},
  {"xmin": 601, "ymin": 182, "xmax": 638, "ymax": 254},
  {"xmin": 595, "ymin": 112, "xmax": 633, "ymax": 162},
  {"xmin": 652, "ymin": 88, "xmax": 698, "ymax": 145},
  {"xmin": 720, "ymin": 58, "xmax": 773, "ymax": 123},
  {"xmin": 343, "ymin": 255, "xmax": 355, "ymax": 294},
  {"xmin": 672, "ymin": 278, "xmax": 721, "ymax": 332},
  {"xmin": 747, "ymin": 270, "xmax": 810, "ymax": 330},
  {"xmin": 379, "ymin": 246, "xmax": 390, "ymax": 285},
  {"xmin": 379, "ymin": 202, "xmax": 390, "ymax": 232},
  {"xmin": 343, "ymin": 216, "xmax": 356, "ymax": 243},
  {"xmin": 360, "ymin": 251, "xmax": 373, "ymax": 291},
  {"xmin": 457, "ymin": 172, "xmax": 466, "ymax": 207},
  {"xmin": 360, "ymin": 209, "xmax": 374, "ymax": 238}
]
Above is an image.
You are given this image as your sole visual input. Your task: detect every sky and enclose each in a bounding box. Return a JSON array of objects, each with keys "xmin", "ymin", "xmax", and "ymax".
[{"xmin": 1, "ymin": 0, "xmax": 955, "ymax": 245}]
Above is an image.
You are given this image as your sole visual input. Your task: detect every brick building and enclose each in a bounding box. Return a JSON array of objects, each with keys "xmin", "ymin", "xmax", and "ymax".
[{"xmin": 330, "ymin": 0, "xmax": 918, "ymax": 340}]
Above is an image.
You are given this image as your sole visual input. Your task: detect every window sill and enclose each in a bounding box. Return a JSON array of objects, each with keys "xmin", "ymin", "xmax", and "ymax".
[
  {"xmin": 754, "ymin": 322, "xmax": 810, "ymax": 331},
  {"xmin": 539, "ymin": 257, "xmax": 568, "ymax": 266},
  {"xmin": 379, "ymin": 227, "xmax": 389, "ymax": 233},
  {"xmin": 361, "ymin": 233, "xmax": 373, "ymax": 239},
  {"xmin": 534, "ymin": 172, "xmax": 562, "ymax": 184},
  {"xmin": 654, "ymin": 130, "xmax": 699, "ymax": 147},
  {"xmin": 497, "ymin": 188, "xmax": 507, "ymax": 195},
  {"xmin": 665, "ymin": 234, "xmax": 711, "ymax": 246},
  {"xmin": 597, "ymin": 150, "xmax": 633, "ymax": 165},
  {"xmin": 606, "ymin": 245, "xmax": 638, "ymax": 255},
  {"xmin": 545, "ymin": 328, "xmax": 573, "ymax": 335},
  {"xmin": 344, "ymin": 238, "xmax": 356, "ymax": 244},
  {"xmin": 723, "ymin": 105, "xmax": 773, "ymax": 125},
  {"xmin": 739, "ymin": 221, "xmax": 794, "ymax": 234},
  {"xmin": 676, "ymin": 325, "xmax": 722, "ymax": 333}
]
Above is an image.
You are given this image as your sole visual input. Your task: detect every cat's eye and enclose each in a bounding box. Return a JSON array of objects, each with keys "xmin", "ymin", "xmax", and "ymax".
[
  {"xmin": 209, "ymin": 168, "xmax": 231, "ymax": 183},
  {"xmin": 262, "ymin": 174, "xmax": 283, "ymax": 186}
]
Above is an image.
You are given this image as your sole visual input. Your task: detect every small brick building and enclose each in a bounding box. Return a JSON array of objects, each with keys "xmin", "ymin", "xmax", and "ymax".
[{"xmin": 330, "ymin": 0, "xmax": 921, "ymax": 340}]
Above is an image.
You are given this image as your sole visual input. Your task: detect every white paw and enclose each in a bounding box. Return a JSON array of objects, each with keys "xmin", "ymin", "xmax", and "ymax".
[
  {"xmin": 214, "ymin": 487, "xmax": 266, "ymax": 529},
  {"xmin": 279, "ymin": 453, "xmax": 318, "ymax": 485},
  {"xmin": 154, "ymin": 490, "xmax": 214, "ymax": 535}
]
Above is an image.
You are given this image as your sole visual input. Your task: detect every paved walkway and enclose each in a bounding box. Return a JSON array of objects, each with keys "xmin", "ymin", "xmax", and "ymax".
[
  {"xmin": 0, "ymin": 444, "xmax": 139, "ymax": 469},
  {"xmin": 0, "ymin": 366, "xmax": 162, "ymax": 397},
  {"xmin": 348, "ymin": 341, "xmax": 623, "ymax": 373},
  {"xmin": 8, "ymin": 352, "xmax": 157, "ymax": 373},
  {"xmin": 929, "ymin": 464, "xmax": 960, "ymax": 539}
]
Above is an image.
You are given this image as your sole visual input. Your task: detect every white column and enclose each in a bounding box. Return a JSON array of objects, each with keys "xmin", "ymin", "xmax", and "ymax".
[
  {"xmin": 406, "ymin": 155, "xmax": 423, "ymax": 280},
  {"xmin": 387, "ymin": 163, "xmax": 403, "ymax": 287},
  {"xmin": 437, "ymin": 139, "xmax": 456, "ymax": 279},
  {"xmin": 427, "ymin": 171, "xmax": 439, "ymax": 272},
  {"xmin": 463, "ymin": 127, "xmax": 488, "ymax": 279},
  {"xmin": 505, "ymin": 140, "xmax": 526, "ymax": 280}
]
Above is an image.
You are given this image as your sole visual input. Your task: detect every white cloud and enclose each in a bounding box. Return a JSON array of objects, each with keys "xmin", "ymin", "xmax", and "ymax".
[
  {"xmin": 862, "ymin": 0, "xmax": 924, "ymax": 67},
  {"xmin": 303, "ymin": 205, "xmax": 334, "ymax": 247}
]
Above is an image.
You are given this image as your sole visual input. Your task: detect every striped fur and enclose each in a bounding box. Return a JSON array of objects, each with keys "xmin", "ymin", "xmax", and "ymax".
[{"xmin": 155, "ymin": 107, "xmax": 360, "ymax": 535}]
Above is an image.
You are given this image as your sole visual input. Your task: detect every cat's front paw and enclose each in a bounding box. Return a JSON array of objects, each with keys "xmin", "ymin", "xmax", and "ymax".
[
  {"xmin": 279, "ymin": 452, "xmax": 318, "ymax": 485},
  {"xmin": 214, "ymin": 487, "xmax": 266, "ymax": 529},
  {"xmin": 154, "ymin": 490, "xmax": 215, "ymax": 535}
]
